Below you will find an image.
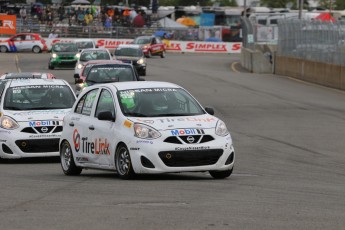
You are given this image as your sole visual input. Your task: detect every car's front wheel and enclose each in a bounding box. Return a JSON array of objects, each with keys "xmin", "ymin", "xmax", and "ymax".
[
  {"xmin": 32, "ymin": 46, "xmax": 41, "ymax": 53},
  {"xmin": 209, "ymin": 167, "xmax": 233, "ymax": 179},
  {"xmin": 60, "ymin": 141, "xmax": 82, "ymax": 175},
  {"xmin": 0, "ymin": 46, "xmax": 8, "ymax": 53},
  {"xmin": 115, "ymin": 144, "xmax": 135, "ymax": 179},
  {"xmin": 147, "ymin": 50, "xmax": 152, "ymax": 58},
  {"xmin": 48, "ymin": 63, "xmax": 54, "ymax": 70},
  {"xmin": 160, "ymin": 50, "xmax": 166, "ymax": 58}
]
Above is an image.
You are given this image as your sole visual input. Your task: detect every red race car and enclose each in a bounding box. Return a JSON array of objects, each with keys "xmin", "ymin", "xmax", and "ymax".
[
  {"xmin": 132, "ymin": 36, "xmax": 166, "ymax": 58},
  {"xmin": 0, "ymin": 33, "xmax": 47, "ymax": 53}
]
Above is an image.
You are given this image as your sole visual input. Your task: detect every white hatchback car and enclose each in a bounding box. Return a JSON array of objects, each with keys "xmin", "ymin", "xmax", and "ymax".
[
  {"xmin": 74, "ymin": 48, "xmax": 112, "ymax": 79},
  {"xmin": 0, "ymin": 79, "xmax": 76, "ymax": 159},
  {"xmin": 59, "ymin": 81, "xmax": 235, "ymax": 179}
]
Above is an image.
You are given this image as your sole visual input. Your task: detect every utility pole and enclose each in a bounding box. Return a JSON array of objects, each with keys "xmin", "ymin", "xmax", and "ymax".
[
  {"xmin": 243, "ymin": 0, "xmax": 247, "ymax": 17},
  {"xmin": 298, "ymin": 0, "xmax": 304, "ymax": 19}
]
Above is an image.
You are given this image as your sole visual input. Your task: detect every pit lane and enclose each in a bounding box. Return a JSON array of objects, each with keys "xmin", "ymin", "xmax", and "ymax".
[{"xmin": 1, "ymin": 52, "xmax": 345, "ymax": 230}]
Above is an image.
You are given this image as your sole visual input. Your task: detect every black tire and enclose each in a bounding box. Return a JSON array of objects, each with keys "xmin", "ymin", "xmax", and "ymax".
[
  {"xmin": 32, "ymin": 46, "xmax": 41, "ymax": 53},
  {"xmin": 0, "ymin": 46, "xmax": 8, "ymax": 53},
  {"xmin": 209, "ymin": 167, "xmax": 233, "ymax": 179},
  {"xmin": 60, "ymin": 140, "xmax": 82, "ymax": 175},
  {"xmin": 48, "ymin": 64, "xmax": 54, "ymax": 70},
  {"xmin": 160, "ymin": 50, "xmax": 166, "ymax": 58},
  {"xmin": 115, "ymin": 144, "xmax": 135, "ymax": 179},
  {"xmin": 142, "ymin": 70, "xmax": 146, "ymax": 76}
]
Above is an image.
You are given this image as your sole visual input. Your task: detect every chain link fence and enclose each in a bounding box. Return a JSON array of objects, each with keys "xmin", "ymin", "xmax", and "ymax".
[{"xmin": 278, "ymin": 20, "xmax": 345, "ymax": 66}]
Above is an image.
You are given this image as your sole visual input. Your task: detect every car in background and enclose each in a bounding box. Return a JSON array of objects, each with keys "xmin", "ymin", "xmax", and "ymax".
[
  {"xmin": 132, "ymin": 36, "xmax": 166, "ymax": 58},
  {"xmin": 74, "ymin": 62, "xmax": 142, "ymax": 96},
  {"xmin": 74, "ymin": 39, "xmax": 97, "ymax": 52},
  {"xmin": 59, "ymin": 81, "xmax": 235, "ymax": 179},
  {"xmin": 0, "ymin": 72, "xmax": 56, "ymax": 79},
  {"xmin": 49, "ymin": 42, "xmax": 79, "ymax": 69},
  {"xmin": 74, "ymin": 48, "xmax": 112, "ymax": 77},
  {"xmin": 0, "ymin": 33, "xmax": 47, "ymax": 53},
  {"xmin": 113, "ymin": 44, "xmax": 147, "ymax": 76},
  {"xmin": 0, "ymin": 79, "xmax": 76, "ymax": 160}
]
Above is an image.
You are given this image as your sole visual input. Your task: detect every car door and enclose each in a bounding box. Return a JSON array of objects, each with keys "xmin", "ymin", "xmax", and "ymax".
[
  {"xmin": 22, "ymin": 35, "xmax": 36, "ymax": 51},
  {"xmin": 91, "ymin": 87, "xmax": 117, "ymax": 167},
  {"xmin": 11, "ymin": 35, "xmax": 26, "ymax": 51},
  {"xmin": 69, "ymin": 88, "xmax": 99, "ymax": 166}
]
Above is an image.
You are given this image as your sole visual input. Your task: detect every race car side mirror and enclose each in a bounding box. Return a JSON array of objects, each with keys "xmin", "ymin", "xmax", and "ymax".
[
  {"xmin": 204, "ymin": 107, "xmax": 214, "ymax": 115},
  {"xmin": 98, "ymin": 111, "xmax": 115, "ymax": 122}
]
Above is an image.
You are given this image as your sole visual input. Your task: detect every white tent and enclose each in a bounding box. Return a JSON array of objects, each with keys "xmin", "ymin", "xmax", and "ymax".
[
  {"xmin": 71, "ymin": 0, "xmax": 91, "ymax": 5},
  {"xmin": 158, "ymin": 17, "xmax": 187, "ymax": 28}
]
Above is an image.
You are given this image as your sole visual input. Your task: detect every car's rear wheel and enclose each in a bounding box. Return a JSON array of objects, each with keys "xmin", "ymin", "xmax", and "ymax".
[
  {"xmin": 60, "ymin": 140, "xmax": 82, "ymax": 175},
  {"xmin": 160, "ymin": 51, "xmax": 166, "ymax": 58},
  {"xmin": 209, "ymin": 167, "xmax": 233, "ymax": 179},
  {"xmin": 32, "ymin": 46, "xmax": 41, "ymax": 53},
  {"xmin": 0, "ymin": 46, "xmax": 8, "ymax": 53},
  {"xmin": 115, "ymin": 144, "xmax": 135, "ymax": 179}
]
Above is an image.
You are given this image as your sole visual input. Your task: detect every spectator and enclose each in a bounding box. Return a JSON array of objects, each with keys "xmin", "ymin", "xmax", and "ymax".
[
  {"xmin": 48, "ymin": 30, "xmax": 58, "ymax": 38},
  {"xmin": 151, "ymin": 0, "xmax": 159, "ymax": 20},
  {"xmin": 46, "ymin": 11, "xmax": 53, "ymax": 26},
  {"xmin": 19, "ymin": 7, "xmax": 27, "ymax": 24}
]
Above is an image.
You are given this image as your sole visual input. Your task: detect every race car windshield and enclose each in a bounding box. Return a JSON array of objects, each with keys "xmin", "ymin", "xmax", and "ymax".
[
  {"xmin": 115, "ymin": 48, "xmax": 143, "ymax": 57},
  {"xmin": 80, "ymin": 51, "xmax": 111, "ymax": 62},
  {"xmin": 118, "ymin": 88, "xmax": 205, "ymax": 117},
  {"xmin": 3, "ymin": 85, "xmax": 76, "ymax": 110},
  {"xmin": 86, "ymin": 65, "xmax": 135, "ymax": 84},
  {"xmin": 76, "ymin": 41, "xmax": 94, "ymax": 49},
  {"xmin": 53, "ymin": 43, "xmax": 78, "ymax": 52},
  {"xmin": 133, "ymin": 38, "xmax": 151, "ymax": 44}
]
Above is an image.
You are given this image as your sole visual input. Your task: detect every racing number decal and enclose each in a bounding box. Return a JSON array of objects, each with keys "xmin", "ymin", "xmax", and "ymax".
[{"xmin": 73, "ymin": 129, "xmax": 80, "ymax": 152}]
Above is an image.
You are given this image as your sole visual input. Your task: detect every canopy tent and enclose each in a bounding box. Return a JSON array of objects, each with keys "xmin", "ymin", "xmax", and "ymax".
[
  {"xmin": 158, "ymin": 17, "xmax": 187, "ymax": 28},
  {"xmin": 315, "ymin": 12, "xmax": 335, "ymax": 22},
  {"xmin": 176, "ymin": 17, "xmax": 197, "ymax": 26},
  {"xmin": 70, "ymin": 0, "xmax": 91, "ymax": 5}
]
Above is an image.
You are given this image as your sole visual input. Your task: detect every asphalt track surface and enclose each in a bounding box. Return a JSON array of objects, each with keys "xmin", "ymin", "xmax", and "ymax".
[{"xmin": 0, "ymin": 53, "xmax": 345, "ymax": 230}]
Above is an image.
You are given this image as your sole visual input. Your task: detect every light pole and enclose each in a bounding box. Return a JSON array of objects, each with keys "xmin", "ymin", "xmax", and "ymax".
[{"xmin": 298, "ymin": 0, "xmax": 304, "ymax": 19}]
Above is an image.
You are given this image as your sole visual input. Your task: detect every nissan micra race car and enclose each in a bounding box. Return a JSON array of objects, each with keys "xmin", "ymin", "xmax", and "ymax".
[
  {"xmin": 0, "ymin": 79, "xmax": 76, "ymax": 160},
  {"xmin": 0, "ymin": 33, "xmax": 47, "ymax": 53},
  {"xmin": 59, "ymin": 81, "xmax": 235, "ymax": 179}
]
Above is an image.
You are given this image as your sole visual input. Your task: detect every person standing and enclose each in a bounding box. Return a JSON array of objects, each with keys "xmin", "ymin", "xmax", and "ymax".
[
  {"xmin": 151, "ymin": 0, "xmax": 158, "ymax": 20},
  {"xmin": 20, "ymin": 7, "xmax": 27, "ymax": 24}
]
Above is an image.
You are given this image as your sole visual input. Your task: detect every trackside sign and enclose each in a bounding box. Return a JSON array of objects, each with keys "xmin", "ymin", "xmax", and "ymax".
[{"xmin": 0, "ymin": 15, "xmax": 16, "ymax": 35}]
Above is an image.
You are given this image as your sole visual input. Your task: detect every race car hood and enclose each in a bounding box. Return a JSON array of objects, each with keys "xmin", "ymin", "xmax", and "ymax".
[
  {"xmin": 128, "ymin": 114, "xmax": 219, "ymax": 131},
  {"xmin": 5, "ymin": 109, "xmax": 71, "ymax": 122},
  {"xmin": 54, "ymin": 52, "xmax": 78, "ymax": 57}
]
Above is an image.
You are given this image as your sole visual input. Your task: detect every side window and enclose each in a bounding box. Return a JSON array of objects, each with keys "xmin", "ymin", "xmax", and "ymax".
[
  {"xmin": 74, "ymin": 89, "xmax": 98, "ymax": 115},
  {"xmin": 95, "ymin": 89, "xmax": 115, "ymax": 118}
]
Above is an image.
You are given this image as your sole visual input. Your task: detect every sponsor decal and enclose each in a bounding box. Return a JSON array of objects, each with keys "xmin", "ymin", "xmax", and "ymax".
[
  {"xmin": 124, "ymin": 120, "xmax": 132, "ymax": 128},
  {"xmin": 164, "ymin": 41, "xmax": 182, "ymax": 51},
  {"xmin": 130, "ymin": 147, "xmax": 140, "ymax": 151},
  {"xmin": 231, "ymin": 43, "xmax": 241, "ymax": 51},
  {"xmin": 186, "ymin": 42, "xmax": 227, "ymax": 52},
  {"xmin": 0, "ymin": 139, "xmax": 7, "ymax": 142},
  {"xmin": 0, "ymin": 130, "xmax": 11, "ymax": 134},
  {"xmin": 175, "ymin": 146, "xmax": 211, "ymax": 151},
  {"xmin": 29, "ymin": 121, "xmax": 60, "ymax": 127},
  {"xmin": 12, "ymin": 110, "xmax": 67, "ymax": 116},
  {"xmin": 135, "ymin": 118, "xmax": 154, "ymax": 124},
  {"xmin": 73, "ymin": 129, "xmax": 110, "ymax": 155},
  {"xmin": 76, "ymin": 157, "xmax": 89, "ymax": 162},
  {"xmin": 159, "ymin": 117, "xmax": 216, "ymax": 123},
  {"xmin": 136, "ymin": 140, "xmax": 153, "ymax": 144},
  {"xmin": 170, "ymin": 129, "xmax": 204, "ymax": 136}
]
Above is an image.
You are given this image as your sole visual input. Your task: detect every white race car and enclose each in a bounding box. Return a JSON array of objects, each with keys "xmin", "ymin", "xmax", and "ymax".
[
  {"xmin": 0, "ymin": 79, "xmax": 76, "ymax": 159},
  {"xmin": 60, "ymin": 81, "xmax": 235, "ymax": 179},
  {"xmin": 74, "ymin": 48, "xmax": 112, "ymax": 79}
]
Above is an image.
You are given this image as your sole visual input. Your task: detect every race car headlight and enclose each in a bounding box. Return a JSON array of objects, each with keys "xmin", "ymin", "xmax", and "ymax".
[
  {"xmin": 76, "ymin": 82, "xmax": 86, "ymax": 91},
  {"xmin": 75, "ymin": 53, "xmax": 81, "ymax": 58},
  {"xmin": 215, "ymin": 120, "xmax": 229, "ymax": 137},
  {"xmin": 52, "ymin": 53, "xmax": 57, "ymax": 58},
  {"xmin": 137, "ymin": 58, "xmax": 145, "ymax": 64},
  {"xmin": 77, "ymin": 63, "xmax": 83, "ymax": 69},
  {"xmin": 1, "ymin": 116, "xmax": 19, "ymax": 129},
  {"xmin": 143, "ymin": 45, "xmax": 148, "ymax": 49},
  {"xmin": 134, "ymin": 123, "xmax": 161, "ymax": 139}
]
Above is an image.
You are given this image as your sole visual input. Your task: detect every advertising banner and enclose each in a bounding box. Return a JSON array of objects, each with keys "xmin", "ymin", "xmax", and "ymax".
[{"xmin": 0, "ymin": 15, "xmax": 16, "ymax": 35}]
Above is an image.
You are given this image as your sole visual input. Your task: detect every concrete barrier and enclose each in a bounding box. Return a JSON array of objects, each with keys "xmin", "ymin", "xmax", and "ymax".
[
  {"xmin": 240, "ymin": 45, "xmax": 274, "ymax": 74},
  {"xmin": 275, "ymin": 56, "xmax": 345, "ymax": 91}
]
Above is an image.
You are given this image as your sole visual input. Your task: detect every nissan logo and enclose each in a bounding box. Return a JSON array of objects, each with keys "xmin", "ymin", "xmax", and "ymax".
[
  {"xmin": 41, "ymin": 127, "xmax": 48, "ymax": 133},
  {"xmin": 186, "ymin": 136, "xmax": 195, "ymax": 143}
]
